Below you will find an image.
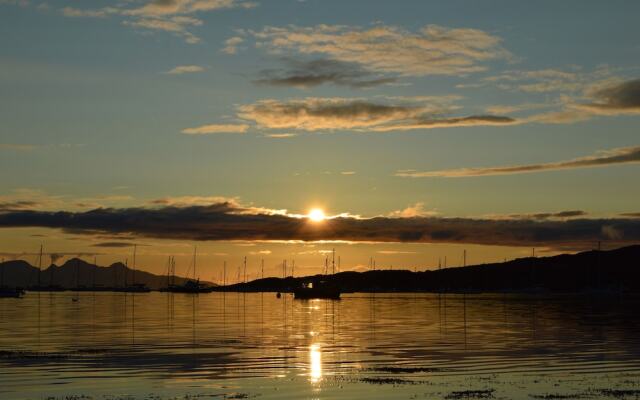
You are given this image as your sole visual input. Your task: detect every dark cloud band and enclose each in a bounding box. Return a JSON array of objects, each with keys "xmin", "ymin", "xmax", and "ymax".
[{"xmin": 1, "ymin": 204, "xmax": 639, "ymax": 248}]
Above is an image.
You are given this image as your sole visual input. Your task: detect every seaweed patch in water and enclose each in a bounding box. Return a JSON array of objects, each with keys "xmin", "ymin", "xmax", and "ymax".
[
  {"xmin": 367, "ymin": 366, "xmax": 449, "ymax": 373},
  {"xmin": 360, "ymin": 377, "xmax": 414, "ymax": 385},
  {"xmin": 445, "ymin": 389, "xmax": 495, "ymax": 399},
  {"xmin": 596, "ymin": 389, "xmax": 640, "ymax": 398}
]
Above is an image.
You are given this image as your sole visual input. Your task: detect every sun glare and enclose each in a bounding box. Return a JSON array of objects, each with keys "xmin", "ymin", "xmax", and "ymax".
[{"xmin": 308, "ymin": 208, "xmax": 326, "ymax": 222}]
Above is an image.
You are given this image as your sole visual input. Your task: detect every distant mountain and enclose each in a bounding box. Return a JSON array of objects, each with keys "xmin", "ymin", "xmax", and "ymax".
[
  {"xmin": 0, "ymin": 258, "xmax": 215, "ymax": 290},
  {"xmin": 226, "ymin": 245, "xmax": 640, "ymax": 293}
]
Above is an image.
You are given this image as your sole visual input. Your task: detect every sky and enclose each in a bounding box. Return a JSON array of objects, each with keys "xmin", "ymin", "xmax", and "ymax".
[{"xmin": 1, "ymin": 0, "xmax": 639, "ymax": 282}]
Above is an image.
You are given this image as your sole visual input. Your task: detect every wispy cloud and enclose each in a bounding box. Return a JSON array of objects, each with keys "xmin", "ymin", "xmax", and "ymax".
[
  {"xmin": 61, "ymin": 6, "xmax": 118, "ymax": 18},
  {"xmin": 90, "ymin": 241, "xmax": 137, "ymax": 248},
  {"xmin": 578, "ymin": 79, "xmax": 640, "ymax": 115},
  {"xmin": 1, "ymin": 201, "xmax": 639, "ymax": 248},
  {"xmin": 58, "ymin": 0, "xmax": 257, "ymax": 44},
  {"xmin": 490, "ymin": 210, "xmax": 589, "ymax": 220},
  {"xmin": 248, "ymin": 24, "xmax": 511, "ymax": 77},
  {"xmin": 377, "ymin": 250, "xmax": 417, "ymax": 255},
  {"xmin": 237, "ymin": 97, "xmax": 514, "ymax": 132},
  {"xmin": 254, "ymin": 59, "xmax": 397, "ymax": 89},
  {"xmin": 181, "ymin": 123, "xmax": 249, "ymax": 134},
  {"xmin": 388, "ymin": 202, "xmax": 437, "ymax": 218},
  {"xmin": 396, "ymin": 146, "xmax": 640, "ymax": 178},
  {"xmin": 0, "ymin": 143, "xmax": 35, "ymax": 151},
  {"xmin": 264, "ymin": 133, "xmax": 297, "ymax": 139},
  {"xmin": 0, "ymin": 189, "xmax": 134, "ymax": 212},
  {"xmin": 165, "ymin": 65, "xmax": 205, "ymax": 75},
  {"xmin": 222, "ymin": 36, "xmax": 244, "ymax": 54}
]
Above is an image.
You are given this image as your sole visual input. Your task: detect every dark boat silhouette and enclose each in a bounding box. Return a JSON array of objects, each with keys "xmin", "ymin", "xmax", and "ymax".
[
  {"xmin": 160, "ymin": 247, "xmax": 213, "ymax": 293},
  {"xmin": 115, "ymin": 283, "xmax": 152, "ymax": 293},
  {"xmin": 161, "ymin": 279, "xmax": 212, "ymax": 293},
  {"xmin": 0, "ymin": 286, "xmax": 25, "ymax": 298},
  {"xmin": 293, "ymin": 281, "xmax": 340, "ymax": 300}
]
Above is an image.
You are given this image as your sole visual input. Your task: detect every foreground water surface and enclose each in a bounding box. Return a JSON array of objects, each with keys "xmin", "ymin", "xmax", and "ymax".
[{"xmin": 1, "ymin": 292, "xmax": 639, "ymax": 399}]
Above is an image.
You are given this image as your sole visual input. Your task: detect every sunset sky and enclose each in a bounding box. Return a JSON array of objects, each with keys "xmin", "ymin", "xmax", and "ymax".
[{"xmin": 1, "ymin": 0, "xmax": 639, "ymax": 282}]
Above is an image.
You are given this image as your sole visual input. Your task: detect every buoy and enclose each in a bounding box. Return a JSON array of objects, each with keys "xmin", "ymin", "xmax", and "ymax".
[{"xmin": 276, "ymin": 292, "xmax": 281, "ymax": 298}]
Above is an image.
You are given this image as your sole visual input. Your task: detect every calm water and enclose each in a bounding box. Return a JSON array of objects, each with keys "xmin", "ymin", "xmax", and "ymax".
[{"xmin": 1, "ymin": 292, "xmax": 639, "ymax": 399}]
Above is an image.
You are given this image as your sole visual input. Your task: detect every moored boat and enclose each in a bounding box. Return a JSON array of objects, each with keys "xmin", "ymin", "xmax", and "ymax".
[
  {"xmin": 0, "ymin": 287, "xmax": 25, "ymax": 298},
  {"xmin": 293, "ymin": 281, "xmax": 340, "ymax": 300}
]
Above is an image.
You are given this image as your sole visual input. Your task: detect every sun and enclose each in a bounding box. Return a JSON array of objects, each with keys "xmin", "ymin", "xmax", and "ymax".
[{"xmin": 308, "ymin": 208, "xmax": 326, "ymax": 222}]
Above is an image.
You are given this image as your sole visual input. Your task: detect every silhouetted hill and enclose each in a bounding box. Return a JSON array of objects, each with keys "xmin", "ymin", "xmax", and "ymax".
[
  {"xmin": 224, "ymin": 245, "xmax": 640, "ymax": 293},
  {"xmin": 0, "ymin": 258, "xmax": 215, "ymax": 290}
]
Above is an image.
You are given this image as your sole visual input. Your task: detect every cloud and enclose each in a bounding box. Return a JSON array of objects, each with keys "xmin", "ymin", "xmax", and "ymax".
[
  {"xmin": 485, "ymin": 103, "xmax": 550, "ymax": 115},
  {"xmin": 494, "ymin": 210, "xmax": 589, "ymax": 220},
  {"xmin": 1, "ymin": 202, "xmax": 639, "ymax": 248},
  {"xmin": 396, "ymin": 145, "xmax": 640, "ymax": 178},
  {"xmin": 0, "ymin": 189, "xmax": 133, "ymax": 212},
  {"xmin": 0, "ymin": 0, "xmax": 29, "ymax": 6},
  {"xmin": 388, "ymin": 202, "xmax": 437, "ymax": 218},
  {"xmin": 519, "ymin": 78, "xmax": 640, "ymax": 125},
  {"xmin": 237, "ymin": 97, "xmax": 514, "ymax": 132},
  {"xmin": 181, "ymin": 123, "xmax": 249, "ymax": 134},
  {"xmin": 579, "ymin": 79, "xmax": 640, "ymax": 115},
  {"xmin": 481, "ymin": 68, "xmax": 585, "ymax": 93},
  {"xmin": 254, "ymin": 59, "xmax": 397, "ymax": 89},
  {"xmin": 123, "ymin": 16, "xmax": 203, "ymax": 43},
  {"xmin": 0, "ymin": 200, "xmax": 41, "ymax": 212},
  {"xmin": 125, "ymin": 0, "xmax": 251, "ymax": 17},
  {"xmin": 222, "ymin": 36, "xmax": 244, "ymax": 54},
  {"xmin": 249, "ymin": 250, "xmax": 271, "ymax": 255},
  {"xmin": 620, "ymin": 212, "xmax": 640, "ymax": 218},
  {"xmin": 91, "ymin": 242, "xmax": 136, "ymax": 248},
  {"xmin": 61, "ymin": 6, "xmax": 119, "ymax": 18},
  {"xmin": 340, "ymin": 171, "xmax": 356, "ymax": 175},
  {"xmin": 165, "ymin": 65, "xmax": 205, "ymax": 74},
  {"xmin": 249, "ymin": 24, "xmax": 510, "ymax": 77},
  {"xmin": 148, "ymin": 196, "xmax": 239, "ymax": 207},
  {"xmin": 0, "ymin": 143, "xmax": 35, "ymax": 151},
  {"xmin": 59, "ymin": 0, "xmax": 256, "ymax": 44},
  {"xmin": 264, "ymin": 133, "xmax": 297, "ymax": 139}
]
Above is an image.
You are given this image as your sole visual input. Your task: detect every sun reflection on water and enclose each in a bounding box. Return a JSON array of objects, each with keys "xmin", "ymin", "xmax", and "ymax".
[{"xmin": 309, "ymin": 343, "xmax": 322, "ymax": 384}]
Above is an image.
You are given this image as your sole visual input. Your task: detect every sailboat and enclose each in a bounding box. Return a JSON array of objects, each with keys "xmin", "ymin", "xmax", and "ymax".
[
  {"xmin": 293, "ymin": 249, "xmax": 341, "ymax": 300},
  {"xmin": 161, "ymin": 246, "xmax": 212, "ymax": 293},
  {"xmin": 118, "ymin": 246, "xmax": 151, "ymax": 293},
  {"xmin": 29, "ymin": 245, "xmax": 63, "ymax": 292}
]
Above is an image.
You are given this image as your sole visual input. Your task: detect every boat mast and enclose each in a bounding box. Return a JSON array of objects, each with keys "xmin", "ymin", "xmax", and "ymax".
[
  {"xmin": 132, "ymin": 245, "xmax": 137, "ymax": 285},
  {"xmin": 223, "ymin": 261, "xmax": 226, "ymax": 286},
  {"xmin": 243, "ymin": 256, "xmax": 247, "ymax": 283},
  {"xmin": 332, "ymin": 248, "xmax": 335, "ymax": 275},
  {"xmin": 49, "ymin": 254, "xmax": 55, "ymax": 286},
  {"xmin": 261, "ymin": 259, "xmax": 264, "ymax": 279},
  {"xmin": 93, "ymin": 256, "xmax": 97, "ymax": 288},
  {"xmin": 1, "ymin": 257, "xmax": 4, "ymax": 287},
  {"xmin": 166, "ymin": 256, "xmax": 171, "ymax": 287},
  {"xmin": 38, "ymin": 244, "xmax": 43, "ymax": 287},
  {"xmin": 193, "ymin": 245, "xmax": 197, "ymax": 281}
]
